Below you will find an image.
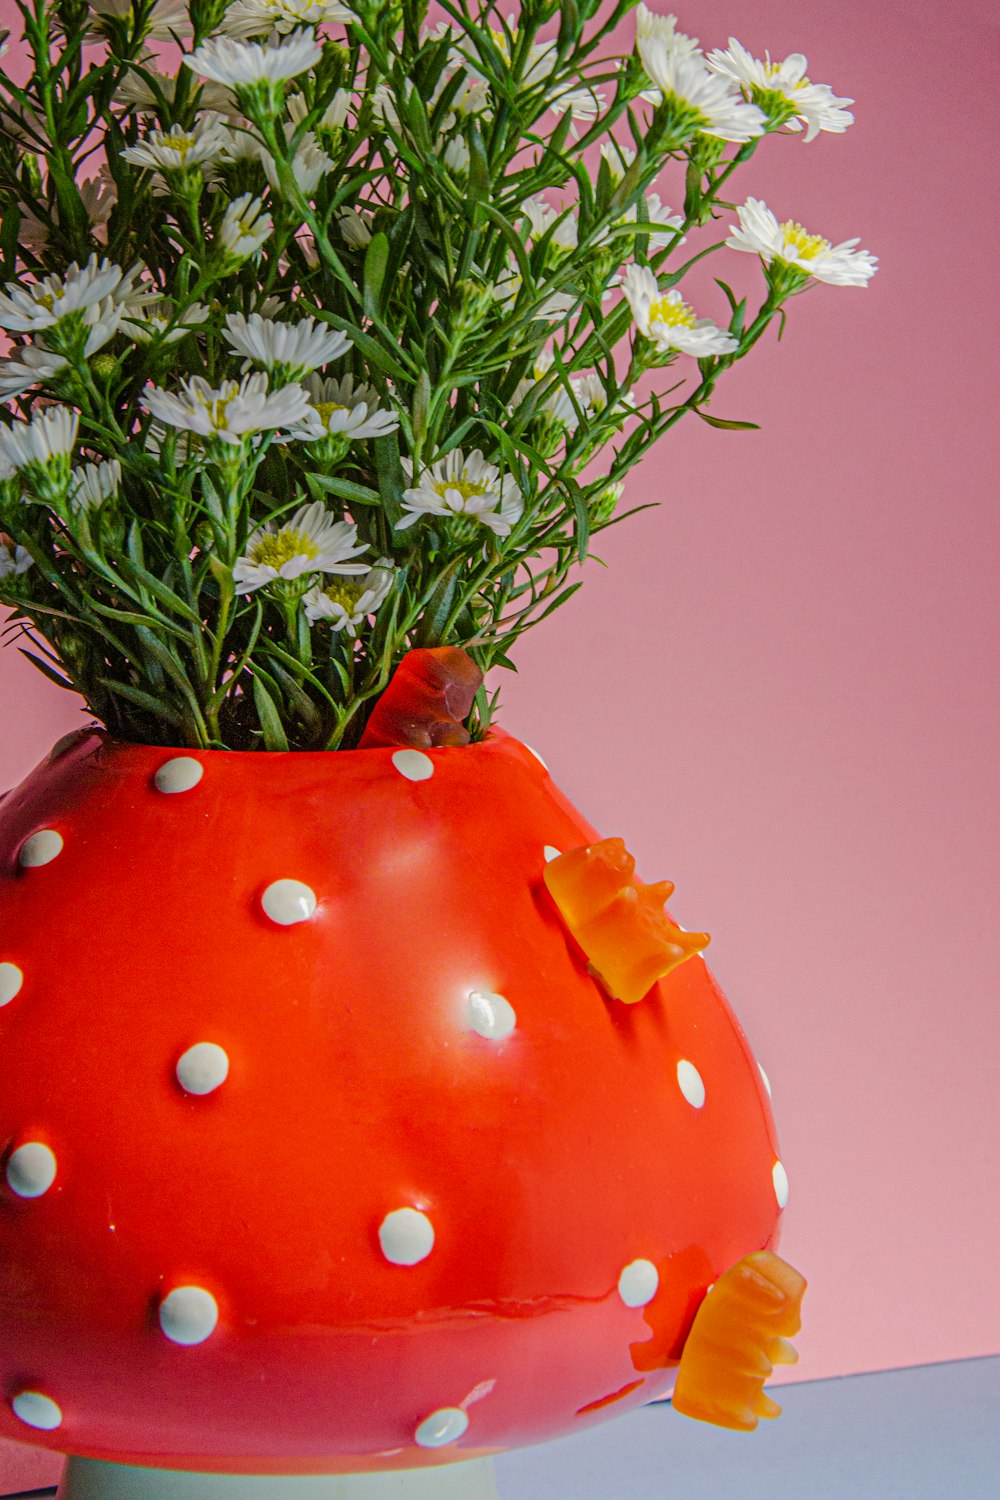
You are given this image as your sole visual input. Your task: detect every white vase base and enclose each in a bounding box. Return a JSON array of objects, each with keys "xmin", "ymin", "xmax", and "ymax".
[{"xmin": 56, "ymin": 1456, "xmax": 499, "ymax": 1500}]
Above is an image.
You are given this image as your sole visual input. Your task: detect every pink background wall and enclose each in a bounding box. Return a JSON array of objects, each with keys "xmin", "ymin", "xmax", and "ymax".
[{"xmin": 2, "ymin": 0, "xmax": 999, "ymax": 1488}]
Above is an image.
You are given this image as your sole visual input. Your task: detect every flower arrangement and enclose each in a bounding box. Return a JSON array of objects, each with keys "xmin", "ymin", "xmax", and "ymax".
[{"xmin": 0, "ymin": 0, "xmax": 876, "ymax": 751}]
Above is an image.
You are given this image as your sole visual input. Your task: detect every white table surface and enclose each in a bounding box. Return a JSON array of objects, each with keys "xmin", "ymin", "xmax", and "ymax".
[{"xmin": 5, "ymin": 1358, "xmax": 998, "ymax": 1500}]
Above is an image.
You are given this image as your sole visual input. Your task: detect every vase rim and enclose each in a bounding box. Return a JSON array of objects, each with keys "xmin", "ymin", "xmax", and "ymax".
[{"xmin": 53, "ymin": 724, "xmax": 511, "ymax": 759}]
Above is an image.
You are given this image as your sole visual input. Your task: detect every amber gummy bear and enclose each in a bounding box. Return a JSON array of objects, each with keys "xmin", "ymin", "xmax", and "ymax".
[
  {"xmin": 672, "ymin": 1251, "xmax": 807, "ymax": 1431},
  {"xmin": 359, "ymin": 647, "xmax": 484, "ymax": 749},
  {"xmin": 543, "ymin": 837, "xmax": 710, "ymax": 1004}
]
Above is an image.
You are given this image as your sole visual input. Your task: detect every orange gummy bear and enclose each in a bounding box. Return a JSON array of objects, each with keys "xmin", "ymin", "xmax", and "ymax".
[
  {"xmin": 671, "ymin": 1251, "xmax": 807, "ymax": 1431},
  {"xmin": 358, "ymin": 647, "xmax": 483, "ymax": 750},
  {"xmin": 543, "ymin": 838, "xmax": 709, "ymax": 1004}
]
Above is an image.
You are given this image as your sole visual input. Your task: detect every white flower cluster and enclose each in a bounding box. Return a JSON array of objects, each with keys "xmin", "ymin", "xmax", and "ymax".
[
  {"xmin": 399, "ymin": 450, "xmax": 523, "ymax": 538},
  {"xmin": 634, "ymin": 4, "xmax": 766, "ymax": 143}
]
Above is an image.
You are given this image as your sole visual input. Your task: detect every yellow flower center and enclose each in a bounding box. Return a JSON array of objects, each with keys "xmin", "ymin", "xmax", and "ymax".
[
  {"xmin": 319, "ymin": 578, "xmax": 363, "ymax": 610},
  {"xmin": 251, "ymin": 527, "xmax": 319, "ymax": 568},
  {"xmin": 312, "ymin": 401, "xmax": 349, "ymax": 423},
  {"xmin": 778, "ymin": 221, "xmax": 829, "ymax": 260},
  {"xmin": 433, "ymin": 477, "xmax": 484, "ymax": 502},
  {"xmin": 649, "ymin": 294, "xmax": 697, "ymax": 330},
  {"xmin": 489, "ymin": 27, "xmax": 513, "ymax": 60},
  {"xmin": 164, "ymin": 133, "xmax": 197, "ymax": 162}
]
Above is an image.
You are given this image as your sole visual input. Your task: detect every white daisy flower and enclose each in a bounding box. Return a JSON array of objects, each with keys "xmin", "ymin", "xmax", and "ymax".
[
  {"xmin": 119, "ymin": 61, "xmax": 236, "ymax": 116},
  {"xmin": 621, "ymin": 264, "xmax": 738, "ymax": 356},
  {"xmin": 399, "ymin": 448, "xmax": 523, "ymax": 536},
  {"xmin": 492, "ymin": 260, "xmax": 576, "ymax": 321},
  {"xmin": 218, "ymin": 194, "xmax": 274, "ymax": 261},
  {"xmin": 727, "ymin": 198, "xmax": 877, "ymax": 286},
  {"xmin": 370, "ymin": 82, "xmax": 400, "ymax": 130},
  {"xmin": 78, "ymin": 173, "xmax": 117, "ymax": 241},
  {"xmin": 260, "ymin": 130, "xmax": 334, "ymax": 196},
  {"xmin": 520, "ymin": 195, "xmax": 579, "ymax": 253},
  {"xmin": 142, "ymin": 372, "xmax": 313, "ymax": 445},
  {"xmin": 184, "ymin": 28, "xmax": 323, "ymax": 90},
  {"xmin": 74, "ymin": 294, "xmax": 131, "ymax": 356},
  {"xmin": 87, "ymin": 0, "xmax": 189, "ymax": 41},
  {"xmin": 220, "ymin": 0, "xmax": 356, "ymax": 39},
  {"xmin": 0, "ymin": 405, "xmax": 79, "ymax": 474},
  {"xmin": 597, "ymin": 192, "xmax": 686, "ymax": 252},
  {"xmin": 292, "ymin": 373, "xmax": 400, "ymax": 441},
  {"xmin": 120, "ymin": 118, "xmax": 234, "ymax": 172},
  {"xmin": 338, "ymin": 207, "xmax": 373, "ymax": 248},
  {"xmin": 0, "ymin": 344, "xmax": 69, "ymax": 399},
  {"xmin": 631, "ymin": 193, "xmax": 685, "ymax": 251},
  {"xmin": 547, "ymin": 82, "xmax": 606, "ymax": 123},
  {"xmin": 599, "ymin": 141, "xmax": 636, "ymax": 182},
  {"xmin": 0, "ymin": 541, "xmax": 34, "ymax": 580},
  {"xmin": 223, "ymin": 313, "xmax": 351, "ymax": 378},
  {"xmin": 637, "ymin": 29, "xmax": 766, "ymax": 142},
  {"xmin": 0, "ymin": 256, "xmax": 133, "ymax": 334},
  {"xmin": 121, "ymin": 299, "xmax": 210, "ymax": 344},
  {"xmin": 442, "ymin": 135, "xmax": 470, "ymax": 176},
  {"xmin": 512, "ymin": 348, "xmax": 585, "ymax": 433},
  {"xmin": 69, "ymin": 458, "xmax": 121, "ymax": 513},
  {"xmin": 483, "ymin": 20, "xmax": 601, "ymax": 121},
  {"xmin": 635, "ymin": 4, "xmax": 702, "ymax": 56},
  {"xmin": 706, "ymin": 39, "xmax": 854, "ymax": 143},
  {"xmin": 233, "ymin": 500, "xmax": 368, "ymax": 595},
  {"xmin": 303, "ymin": 556, "xmax": 394, "ymax": 632},
  {"xmin": 576, "ymin": 373, "xmax": 637, "ymax": 422},
  {"xmin": 287, "ymin": 86, "xmax": 351, "ymax": 131}
]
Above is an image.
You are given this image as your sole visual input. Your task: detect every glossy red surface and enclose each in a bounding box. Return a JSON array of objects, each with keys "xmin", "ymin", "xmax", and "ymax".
[{"xmin": 0, "ymin": 727, "xmax": 782, "ymax": 1473}]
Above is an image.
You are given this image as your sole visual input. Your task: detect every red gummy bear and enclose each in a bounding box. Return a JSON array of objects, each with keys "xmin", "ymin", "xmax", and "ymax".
[{"xmin": 358, "ymin": 647, "xmax": 484, "ymax": 750}]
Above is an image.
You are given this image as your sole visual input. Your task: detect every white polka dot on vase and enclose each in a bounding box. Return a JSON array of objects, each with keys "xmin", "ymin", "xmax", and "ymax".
[
  {"xmin": 379, "ymin": 1208, "xmax": 435, "ymax": 1266},
  {"xmin": 676, "ymin": 1059, "xmax": 706, "ymax": 1109},
  {"xmin": 759, "ymin": 1063, "xmax": 773, "ymax": 1098},
  {"xmin": 5, "ymin": 1142, "xmax": 57, "ymax": 1199},
  {"xmin": 772, "ymin": 1160, "xmax": 789, "ymax": 1209},
  {"xmin": 618, "ymin": 1259, "xmax": 659, "ymax": 1309},
  {"xmin": 0, "ymin": 962, "xmax": 23, "ymax": 1006},
  {"xmin": 159, "ymin": 1286, "xmax": 219, "ymax": 1345},
  {"xmin": 176, "ymin": 1043, "xmax": 229, "ymax": 1096},
  {"xmin": 154, "ymin": 757, "xmax": 204, "ymax": 795},
  {"xmin": 523, "ymin": 743, "xmax": 549, "ymax": 772},
  {"xmin": 18, "ymin": 829, "xmax": 63, "ymax": 868},
  {"xmin": 261, "ymin": 879, "xmax": 317, "ymax": 926},
  {"xmin": 391, "ymin": 749, "xmax": 434, "ymax": 782},
  {"xmin": 543, "ymin": 845, "xmax": 561, "ymax": 863},
  {"xmin": 414, "ymin": 1407, "xmax": 469, "ymax": 1449},
  {"xmin": 12, "ymin": 1391, "xmax": 62, "ymax": 1430},
  {"xmin": 466, "ymin": 991, "xmax": 516, "ymax": 1041}
]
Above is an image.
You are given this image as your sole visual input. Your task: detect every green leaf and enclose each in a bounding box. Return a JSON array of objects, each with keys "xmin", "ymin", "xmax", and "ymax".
[
  {"xmin": 569, "ymin": 483, "xmax": 590, "ymax": 563},
  {"xmin": 252, "ymin": 670, "xmax": 290, "ymax": 751},
  {"xmin": 17, "ymin": 648, "xmax": 75, "ymax": 691},
  {"xmin": 96, "ymin": 678, "xmax": 184, "ymax": 728},
  {"xmin": 412, "ymin": 366, "xmax": 431, "ymax": 445},
  {"xmin": 363, "ymin": 231, "xmax": 389, "ymax": 320},
  {"xmin": 268, "ymin": 660, "xmax": 323, "ymax": 735},
  {"xmin": 117, "ymin": 554, "xmax": 202, "ymax": 624},
  {"xmin": 375, "ymin": 429, "xmax": 405, "ymax": 529},
  {"xmin": 415, "ymin": 560, "xmax": 463, "ymax": 648},
  {"xmin": 693, "ymin": 409, "xmax": 760, "ymax": 431},
  {"xmin": 304, "ymin": 472, "xmax": 383, "ymax": 507}
]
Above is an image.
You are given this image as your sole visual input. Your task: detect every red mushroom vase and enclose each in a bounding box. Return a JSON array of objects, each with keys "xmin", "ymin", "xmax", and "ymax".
[{"xmin": 0, "ymin": 719, "xmax": 800, "ymax": 1499}]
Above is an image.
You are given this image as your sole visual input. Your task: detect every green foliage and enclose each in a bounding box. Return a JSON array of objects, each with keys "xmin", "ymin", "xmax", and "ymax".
[{"xmin": 0, "ymin": 0, "xmax": 858, "ymax": 749}]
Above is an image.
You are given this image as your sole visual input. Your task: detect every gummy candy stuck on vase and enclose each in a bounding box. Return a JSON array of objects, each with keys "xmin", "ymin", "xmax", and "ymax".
[
  {"xmin": 359, "ymin": 647, "xmax": 484, "ymax": 750},
  {"xmin": 543, "ymin": 837, "xmax": 710, "ymax": 1004}
]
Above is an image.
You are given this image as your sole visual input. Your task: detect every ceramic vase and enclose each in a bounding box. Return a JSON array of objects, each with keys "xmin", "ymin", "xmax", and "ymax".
[{"xmin": 0, "ymin": 726, "xmax": 785, "ymax": 1498}]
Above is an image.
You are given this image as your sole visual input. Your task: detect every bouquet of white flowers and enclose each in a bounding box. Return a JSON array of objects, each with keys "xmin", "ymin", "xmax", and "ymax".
[{"xmin": 0, "ymin": 0, "xmax": 875, "ymax": 750}]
